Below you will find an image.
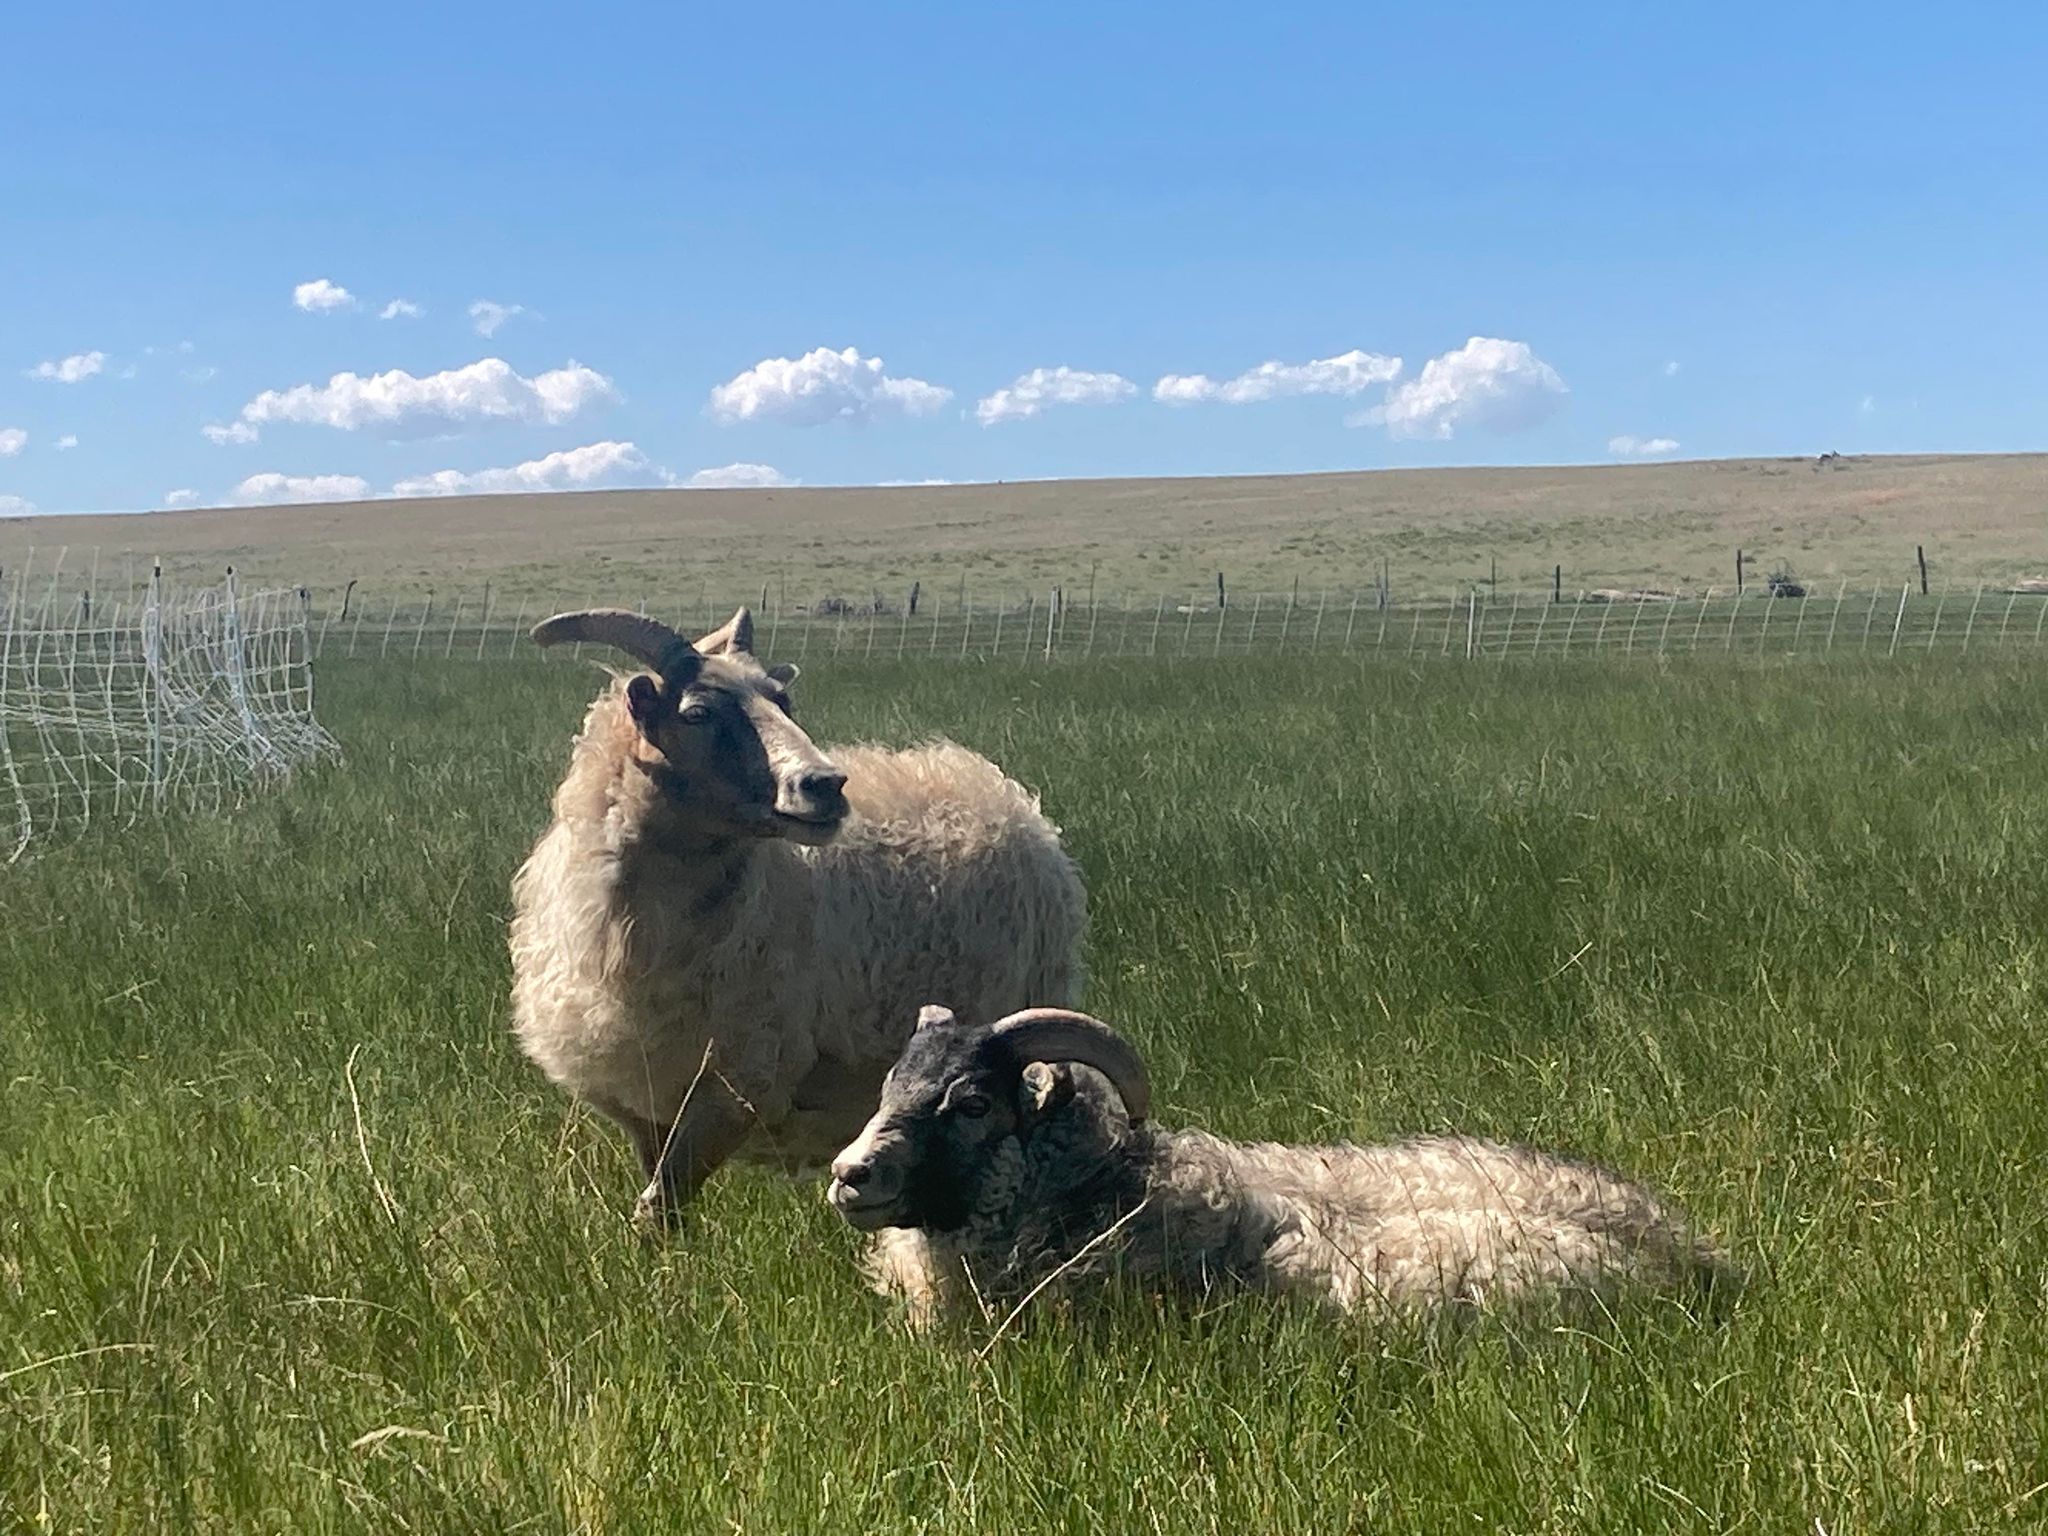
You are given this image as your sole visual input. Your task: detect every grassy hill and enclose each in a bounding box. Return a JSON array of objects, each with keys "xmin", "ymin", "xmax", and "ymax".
[{"xmin": 5, "ymin": 452, "xmax": 2045, "ymax": 612}]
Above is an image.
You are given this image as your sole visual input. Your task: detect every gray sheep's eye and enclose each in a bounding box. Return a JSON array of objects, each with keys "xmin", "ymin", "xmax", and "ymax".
[
  {"xmin": 680, "ymin": 703, "xmax": 714, "ymax": 726},
  {"xmin": 953, "ymin": 1092, "xmax": 991, "ymax": 1118}
]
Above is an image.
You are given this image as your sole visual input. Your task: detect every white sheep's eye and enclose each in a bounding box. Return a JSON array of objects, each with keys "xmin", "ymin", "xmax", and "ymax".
[
  {"xmin": 680, "ymin": 703, "xmax": 714, "ymax": 725},
  {"xmin": 952, "ymin": 1091, "xmax": 991, "ymax": 1118}
]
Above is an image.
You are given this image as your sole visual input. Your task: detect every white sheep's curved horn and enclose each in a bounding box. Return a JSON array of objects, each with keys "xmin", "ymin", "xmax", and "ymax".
[
  {"xmin": 529, "ymin": 609, "xmax": 701, "ymax": 679},
  {"xmin": 989, "ymin": 1008, "xmax": 1151, "ymax": 1123},
  {"xmin": 695, "ymin": 606, "xmax": 755, "ymax": 657}
]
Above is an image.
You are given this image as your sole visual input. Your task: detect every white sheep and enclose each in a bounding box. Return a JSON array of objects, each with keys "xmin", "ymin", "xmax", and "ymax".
[
  {"xmin": 831, "ymin": 1006, "xmax": 1741, "ymax": 1327},
  {"xmin": 509, "ymin": 607, "xmax": 1087, "ymax": 1226}
]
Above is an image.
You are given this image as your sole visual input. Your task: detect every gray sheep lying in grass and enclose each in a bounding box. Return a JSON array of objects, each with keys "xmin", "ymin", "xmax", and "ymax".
[
  {"xmin": 829, "ymin": 1006, "xmax": 1741, "ymax": 1327},
  {"xmin": 509, "ymin": 607, "xmax": 1086, "ymax": 1228}
]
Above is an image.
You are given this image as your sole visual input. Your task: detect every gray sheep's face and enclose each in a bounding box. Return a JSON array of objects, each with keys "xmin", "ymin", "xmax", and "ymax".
[
  {"xmin": 828, "ymin": 1017, "xmax": 1074, "ymax": 1232},
  {"xmin": 626, "ymin": 652, "xmax": 849, "ymax": 846}
]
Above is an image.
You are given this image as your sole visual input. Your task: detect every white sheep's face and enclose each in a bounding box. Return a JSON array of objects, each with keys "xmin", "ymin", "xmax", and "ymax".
[
  {"xmin": 626, "ymin": 639, "xmax": 849, "ymax": 846},
  {"xmin": 828, "ymin": 1012, "xmax": 1075, "ymax": 1232}
]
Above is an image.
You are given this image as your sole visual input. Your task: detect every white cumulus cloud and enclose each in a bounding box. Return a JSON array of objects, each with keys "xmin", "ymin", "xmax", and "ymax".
[
  {"xmin": 976, "ymin": 366, "xmax": 1136, "ymax": 426},
  {"xmin": 55, "ymin": 434, "xmax": 78, "ymax": 451},
  {"xmin": 380, "ymin": 298, "xmax": 424, "ymax": 320},
  {"xmin": 1353, "ymin": 337, "xmax": 1568, "ymax": 440},
  {"xmin": 1608, "ymin": 435, "xmax": 1680, "ymax": 457},
  {"xmin": 687, "ymin": 462, "xmax": 798, "ymax": 489},
  {"xmin": 469, "ymin": 299, "xmax": 524, "ymax": 337},
  {"xmin": 293, "ymin": 278, "xmax": 356, "ymax": 313},
  {"xmin": 163, "ymin": 488, "xmax": 201, "ymax": 508},
  {"xmin": 232, "ymin": 472, "xmax": 372, "ymax": 505},
  {"xmin": 205, "ymin": 357, "xmax": 616, "ymax": 444},
  {"xmin": 1663, "ymin": 360, "xmax": 1682, "ymax": 378},
  {"xmin": 0, "ymin": 494, "xmax": 37, "ymax": 516},
  {"xmin": 26, "ymin": 351, "xmax": 106, "ymax": 384},
  {"xmin": 392, "ymin": 440, "xmax": 668, "ymax": 497},
  {"xmin": 1155, "ymin": 349, "xmax": 1402, "ymax": 406},
  {"xmin": 708, "ymin": 346, "xmax": 952, "ymax": 427},
  {"xmin": 0, "ymin": 428, "xmax": 24, "ymax": 457}
]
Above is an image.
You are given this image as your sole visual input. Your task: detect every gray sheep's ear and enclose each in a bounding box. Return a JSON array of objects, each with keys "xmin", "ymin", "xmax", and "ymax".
[
  {"xmin": 625, "ymin": 674, "xmax": 667, "ymax": 727},
  {"xmin": 696, "ymin": 606, "xmax": 755, "ymax": 657},
  {"xmin": 767, "ymin": 662, "xmax": 799, "ymax": 686},
  {"xmin": 916, "ymin": 1005, "xmax": 957, "ymax": 1031},
  {"xmin": 1020, "ymin": 1061, "xmax": 1075, "ymax": 1122}
]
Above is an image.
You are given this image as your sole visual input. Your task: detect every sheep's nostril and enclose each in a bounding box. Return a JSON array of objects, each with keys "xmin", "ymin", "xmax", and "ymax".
[
  {"xmin": 833, "ymin": 1159, "xmax": 872, "ymax": 1189},
  {"xmin": 802, "ymin": 770, "xmax": 849, "ymax": 803}
]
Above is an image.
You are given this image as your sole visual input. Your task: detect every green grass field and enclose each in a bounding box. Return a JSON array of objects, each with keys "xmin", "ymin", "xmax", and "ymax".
[{"xmin": 4, "ymin": 653, "xmax": 2046, "ymax": 1531}]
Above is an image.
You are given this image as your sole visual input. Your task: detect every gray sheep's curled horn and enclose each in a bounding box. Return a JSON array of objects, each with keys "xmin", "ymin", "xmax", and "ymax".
[
  {"xmin": 529, "ymin": 608, "xmax": 701, "ymax": 678},
  {"xmin": 988, "ymin": 1008, "xmax": 1152, "ymax": 1123}
]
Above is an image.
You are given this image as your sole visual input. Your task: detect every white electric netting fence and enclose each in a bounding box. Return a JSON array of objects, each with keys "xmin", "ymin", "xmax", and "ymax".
[{"xmin": 0, "ymin": 569, "xmax": 340, "ymax": 862}]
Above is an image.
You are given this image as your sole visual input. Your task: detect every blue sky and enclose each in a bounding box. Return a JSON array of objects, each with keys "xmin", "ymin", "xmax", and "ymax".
[{"xmin": 4, "ymin": 2, "xmax": 2045, "ymax": 514}]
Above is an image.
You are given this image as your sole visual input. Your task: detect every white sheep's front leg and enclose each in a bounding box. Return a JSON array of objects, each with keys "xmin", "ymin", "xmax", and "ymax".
[{"xmin": 632, "ymin": 1088, "xmax": 757, "ymax": 1231}]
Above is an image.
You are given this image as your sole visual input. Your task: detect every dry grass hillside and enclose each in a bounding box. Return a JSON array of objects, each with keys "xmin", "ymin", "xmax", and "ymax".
[{"xmin": 5, "ymin": 452, "xmax": 2045, "ymax": 610}]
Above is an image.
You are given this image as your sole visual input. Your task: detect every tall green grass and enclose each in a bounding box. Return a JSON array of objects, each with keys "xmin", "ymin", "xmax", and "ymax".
[{"xmin": 3, "ymin": 655, "xmax": 2044, "ymax": 1532}]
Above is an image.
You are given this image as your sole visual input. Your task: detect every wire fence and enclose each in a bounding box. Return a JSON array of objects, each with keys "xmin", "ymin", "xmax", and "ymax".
[
  {"xmin": 1, "ymin": 563, "xmax": 339, "ymax": 863},
  {"xmin": 300, "ymin": 580, "xmax": 2048, "ymax": 666}
]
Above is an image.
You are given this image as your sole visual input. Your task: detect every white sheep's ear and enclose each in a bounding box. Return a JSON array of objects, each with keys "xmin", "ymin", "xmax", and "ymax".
[
  {"xmin": 916, "ymin": 1005, "xmax": 957, "ymax": 1031},
  {"xmin": 695, "ymin": 606, "xmax": 755, "ymax": 657},
  {"xmin": 767, "ymin": 662, "xmax": 799, "ymax": 686},
  {"xmin": 1021, "ymin": 1061, "xmax": 1076, "ymax": 1121}
]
